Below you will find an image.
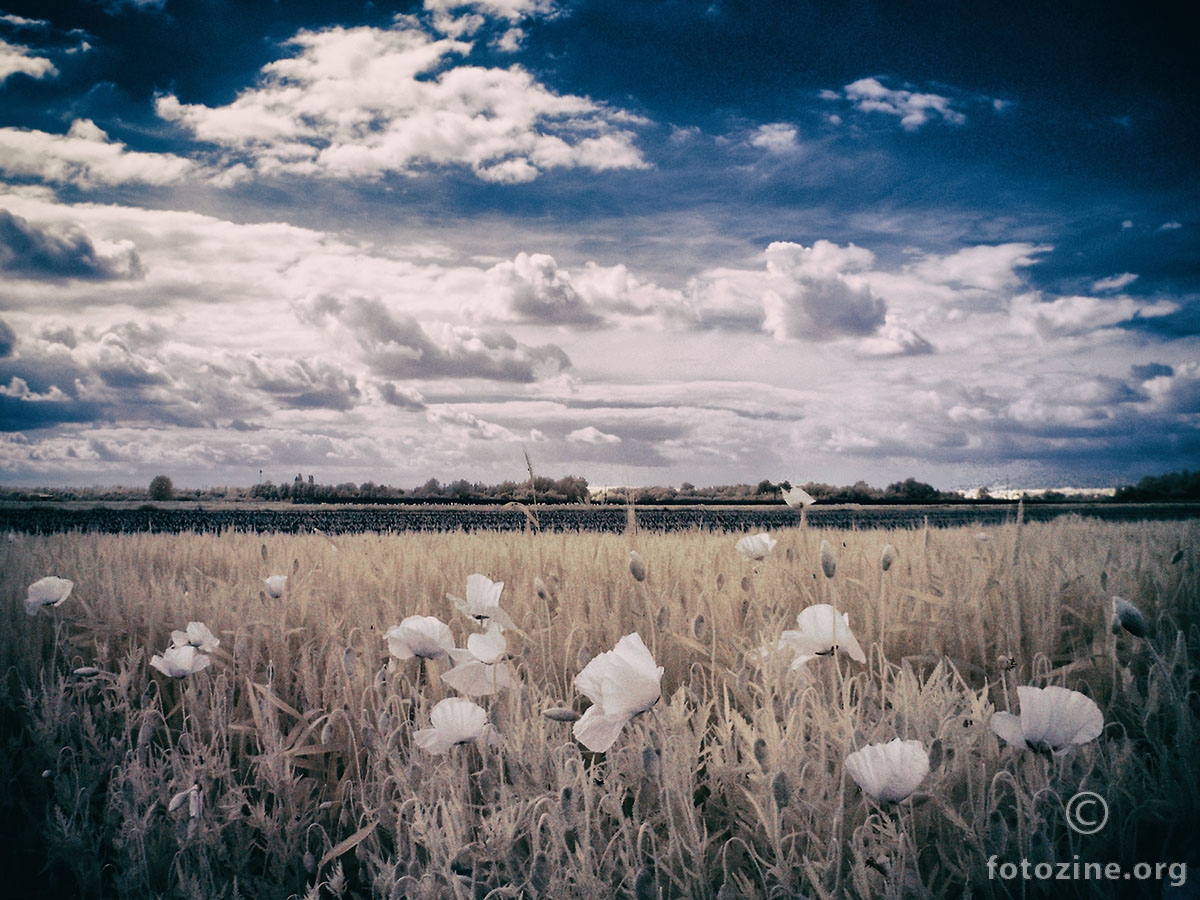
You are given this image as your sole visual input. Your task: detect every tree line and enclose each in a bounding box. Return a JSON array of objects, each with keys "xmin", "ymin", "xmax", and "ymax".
[{"xmin": 8, "ymin": 471, "xmax": 1198, "ymax": 505}]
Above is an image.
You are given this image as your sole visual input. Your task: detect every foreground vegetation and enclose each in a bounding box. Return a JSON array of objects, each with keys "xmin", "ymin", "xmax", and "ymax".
[{"xmin": 1, "ymin": 517, "xmax": 1197, "ymax": 899}]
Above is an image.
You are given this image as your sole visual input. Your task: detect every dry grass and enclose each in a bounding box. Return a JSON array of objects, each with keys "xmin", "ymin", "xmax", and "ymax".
[{"xmin": 1, "ymin": 517, "xmax": 1197, "ymax": 899}]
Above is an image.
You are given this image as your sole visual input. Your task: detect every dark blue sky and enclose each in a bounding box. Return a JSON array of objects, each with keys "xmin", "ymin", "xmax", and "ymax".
[{"xmin": 0, "ymin": 0, "xmax": 1196, "ymax": 490}]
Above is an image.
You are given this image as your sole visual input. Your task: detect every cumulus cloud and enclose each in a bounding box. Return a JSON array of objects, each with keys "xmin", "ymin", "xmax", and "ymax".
[
  {"xmin": 750, "ymin": 123, "xmax": 799, "ymax": 153},
  {"xmin": 378, "ymin": 381, "xmax": 427, "ymax": 410},
  {"xmin": 763, "ymin": 240, "xmax": 886, "ymax": 340},
  {"xmin": 427, "ymin": 407, "xmax": 520, "ymax": 441},
  {"xmin": 0, "ymin": 36, "xmax": 57, "ymax": 82},
  {"xmin": 241, "ymin": 356, "xmax": 361, "ymax": 410},
  {"xmin": 0, "ymin": 209, "xmax": 145, "ymax": 279},
  {"xmin": 825, "ymin": 77, "xmax": 968, "ymax": 130},
  {"xmin": 567, "ymin": 425, "xmax": 620, "ymax": 444},
  {"xmin": 485, "ymin": 252, "xmax": 604, "ymax": 326},
  {"xmin": 855, "ymin": 321, "xmax": 934, "ymax": 357},
  {"xmin": 155, "ymin": 20, "xmax": 647, "ymax": 184},
  {"xmin": 0, "ymin": 120, "xmax": 195, "ymax": 188},
  {"xmin": 1142, "ymin": 363, "xmax": 1200, "ymax": 415},
  {"xmin": 1011, "ymin": 293, "xmax": 1179, "ymax": 338},
  {"xmin": 479, "ymin": 252, "xmax": 693, "ymax": 328},
  {"xmin": 314, "ymin": 296, "xmax": 573, "ymax": 382},
  {"xmin": 906, "ymin": 243, "xmax": 1051, "ymax": 294}
]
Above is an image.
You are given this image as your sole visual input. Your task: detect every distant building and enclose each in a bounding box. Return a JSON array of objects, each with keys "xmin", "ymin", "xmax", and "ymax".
[{"xmin": 962, "ymin": 486, "xmax": 1117, "ymax": 500}]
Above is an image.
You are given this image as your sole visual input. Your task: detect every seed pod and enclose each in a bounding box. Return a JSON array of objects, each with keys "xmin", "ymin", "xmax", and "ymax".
[
  {"xmin": 692, "ymin": 614, "xmax": 707, "ymax": 641},
  {"xmin": 642, "ymin": 746, "xmax": 661, "ymax": 778},
  {"xmin": 771, "ymin": 771, "xmax": 791, "ymax": 808},
  {"xmin": 1111, "ymin": 596, "xmax": 1148, "ymax": 638},
  {"xmin": 543, "ymin": 707, "xmax": 581, "ymax": 723},
  {"xmin": 629, "ymin": 551, "xmax": 647, "ymax": 583},
  {"xmin": 881, "ymin": 544, "xmax": 898, "ymax": 572},
  {"xmin": 820, "ymin": 540, "xmax": 837, "ymax": 578},
  {"xmin": 752, "ymin": 737, "xmax": 768, "ymax": 768},
  {"xmin": 634, "ymin": 866, "xmax": 657, "ymax": 900}
]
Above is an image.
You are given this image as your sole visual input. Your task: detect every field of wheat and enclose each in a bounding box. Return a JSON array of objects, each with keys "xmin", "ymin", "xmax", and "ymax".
[{"xmin": 1, "ymin": 515, "xmax": 1197, "ymax": 900}]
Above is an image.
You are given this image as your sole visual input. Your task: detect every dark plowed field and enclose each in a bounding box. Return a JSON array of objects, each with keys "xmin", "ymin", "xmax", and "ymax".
[{"xmin": 2, "ymin": 503, "xmax": 1197, "ymax": 534}]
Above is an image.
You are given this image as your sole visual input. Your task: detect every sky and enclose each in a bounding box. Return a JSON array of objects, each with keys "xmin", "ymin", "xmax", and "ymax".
[{"xmin": 0, "ymin": 0, "xmax": 1197, "ymax": 492}]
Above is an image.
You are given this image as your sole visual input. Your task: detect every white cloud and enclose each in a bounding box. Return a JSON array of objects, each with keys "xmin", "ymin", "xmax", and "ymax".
[
  {"xmin": 1010, "ymin": 292, "xmax": 1179, "ymax": 337},
  {"xmin": 1092, "ymin": 272, "xmax": 1138, "ymax": 292},
  {"xmin": 484, "ymin": 252, "xmax": 602, "ymax": 326},
  {"xmin": 855, "ymin": 320, "xmax": 933, "ymax": 357},
  {"xmin": 491, "ymin": 27, "xmax": 526, "ymax": 51},
  {"xmin": 427, "ymin": 407, "xmax": 520, "ymax": 441},
  {"xmin": 830, "ymin": 77, "xmax": 968, "ymax": 130},
  {"xmin": 478, "ymin": 253, "xmax": 692, "ymax": 328},
  {"xmin": 1158, "ymin": 221, "xmax": 1182, "ymax": 231},
  {"xmin": 0, "ymin": 37, "xmax": 56, "ymax": 82},
  {"xmin": 156, "ymin": 20, "xmax": 647, "ymax": 183},
  {"xmin": 0, "ymin": 120, "xmax": 194, "ymax": 188},
  {"xmin": 750, "ymin": 123, "xmax": 799, "ymax": 153},
  {"xmin": 567, "ymin": 425, "xmax": 620, "ymax": 444},
  {"xmin": 423, "ymin": 0, "xmax": 557, "ymax": 21},
  {"xmin": 763, "ymin": 240, "xmax": 885, "ymax": 340},
  {"xmin": 906, "ymin": 242, "xmax": 1051, "ymax": 294}
]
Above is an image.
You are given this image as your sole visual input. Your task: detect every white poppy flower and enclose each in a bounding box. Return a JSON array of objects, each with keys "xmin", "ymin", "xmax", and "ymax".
[
  {"xmin": 736, "ymin": 533, "xmax": 777, "ymax": 561},
  {"xmin": 25, "ymin": 576, "xmax": 74, "ymax": 616},
  {"xmin": 385, "ymin": 615, "xmax": 456, "ymax": 660},
  {"xmin": 783, "ymin": 486, "xmax": 815, "ymax": 509},
  {"xmin": 150, "ymin": 644, "xmax": 212, "ymax": 678},
  {"xmin": 442, "ymin": 624, "xmax": 516, "ymax": 696},
  {"xmin": 573, "ymin": 633, "xmax": 663, "ymax": 752},
  {"xmin": 170, "ymin": 621, "xmax": 220, "ymax": 653},
  {"xmin": 845, "ymin": 739, "xmax": 930, "ymax": 802},
  {"xmin": 778, "ymin": 604, "xmax": 867, "ymax": 670},
  {"xmin": 262, "ymin": 575, "xmax": 287, "ymax": 598},
  {"xmin": 990, "ymin": 685, "xmax": 1104, "ymax": 753},
  {"xmin": 413, "ymin": 697, "xmax": 499, "ymax": 754},
  {"xmin": 448, "ymin": 574, "xmax": 517, "ymax": 631},
  {"xmin": 442, "ymin": 659, "xmax": 516, "ymax": 696}
]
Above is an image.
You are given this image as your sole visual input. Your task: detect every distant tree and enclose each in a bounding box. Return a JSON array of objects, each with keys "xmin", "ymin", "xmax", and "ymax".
[
  {"xmin": 1114, "ymin": 470, "xmax": 1200, "ymax": 502},
  {"xmin": 554, "ymin": 475, "xmax": 590, "ymax": 503},
  {"xmin": 148, "ymin": 475, "xmax": 174, "ymax": 501},
  {"xmin": 755, "ymin": 479, "xmax": 778, "ymax": 497},
  {"xmin": 884, "ymin": 477, "xmax": 941, "ymax": 503}
]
